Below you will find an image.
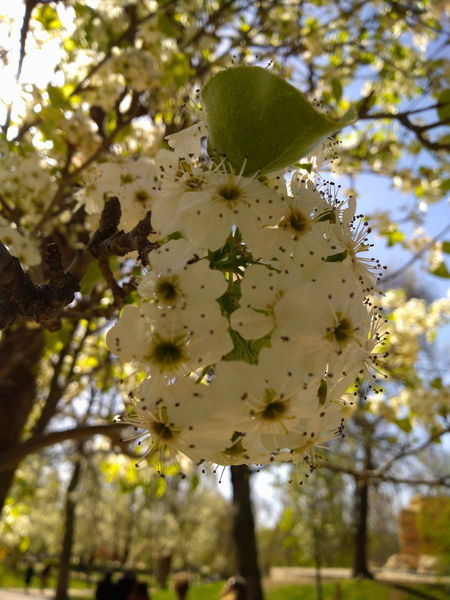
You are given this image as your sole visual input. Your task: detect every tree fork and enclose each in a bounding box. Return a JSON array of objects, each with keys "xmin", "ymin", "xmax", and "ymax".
[{"xmin": 0, "ymin": 197, "xmax": 157, "ymax": 331}]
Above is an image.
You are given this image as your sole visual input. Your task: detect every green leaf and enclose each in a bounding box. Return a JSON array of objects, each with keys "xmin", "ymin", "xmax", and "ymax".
[
  {"xmin": 190, "ymin": 473, "xmax": 200, "ymax": 491},
  {"xmin": 295, "ymin": 162, "xmax": 313, "ymax": 172},
  {"xmin": 19, "ymin": 536, "xmax": 30, "ymax": 553},
  {"xmin": 217, "ymin": 280, "xmax": 241, "ymax": 317},
  {"xmin": 164, "ymin": 52, "xmax": 191, "ymax": 87},
  {"xmin": 325, "ymin": 250, "xmax": 348, "ymax": 262},
  {"xmin": 252, "ymin": 333, "xmax": 272, "ymax": 354},
  {"xmin": 157, "ymin": 13, "xmax": 179, "ymax": 38},
  {"xmin": 34, "ymin": 5, "xmax": 61, "ymax": 30},
  {"xmin": 395, "ymin": 417, "xmax": 412, "ymax": 433},
  {"xmin": 44, "ymin": 322, "xmax": 72, "ymax": 354},
  {"xmin": 437, "ymin": 89, "xmax": 450, "ymax": 121},
  {"xmin": 380, "ymin": 227, "xmax": 405, "ymax": 247},
  {"xmin": 430, "ymin": 261, "xmax": 450, "ymax": 278},
  {"xmin": 201, "ymin": 66, "xmax": 356, "ymax": 176},
  {"xmin": 223, "ymin": 329, "xmax": 258, "ymax": 364},
  {"xmin": 442, "ymin": 241, "xmax": 450, "ymax": 254},
  {"xmin": 79, "ymin": 261, "xmax": 102, "ymax": 295},
  {"xmin": 430, "ymin": 377, "xmax": 443, "ymax": 390},
  {"xmin": 47, "ymin": 85, "xmax": 71, "ymax": 110},
  {"xmin": 331, "ymin": 77, "xmax": 343, "ymax": 102}
]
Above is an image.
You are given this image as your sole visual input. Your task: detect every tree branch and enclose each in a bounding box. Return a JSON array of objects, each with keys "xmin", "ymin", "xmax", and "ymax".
[
  {"xmin": 0, "ymin": 198, "xmax": 157, "ymax": 330},
  {"xmin": 31, "ymin": 324, "xmax": 78, "ymax": 437},
  {"xmin": 0, "ymin": 241, "xmax": 79, "ymax": 331},
  {"xmin": 358, "ymin": 104, "xmax": 450, "ymax": 152},
  {"xmin": 0, "ymin": 423, "xmax": 128, "ymax": 471},
  {"xmin": 321, "ymin": 460, "xmax": 450, "ymax": 487},
  {"xmin": 321, "ymin": 426, "xmax": 450, "ymax": 486},
  {"xmin": 382, "ymin": 222, "xmax": 450, "ymax": 283},
  {"xmin": 374, "ymin": 425, "xmax": 450, "ymax": 475}
]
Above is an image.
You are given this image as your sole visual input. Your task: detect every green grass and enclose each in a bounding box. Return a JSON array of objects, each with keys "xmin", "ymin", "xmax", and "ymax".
[
  {"xmin": 265, "ymin": 580, "xmax": 450, "ymax": 600},
  {"xmin": 150, "ymin": 580, "xmax": 450, "ymax": 600},
  {"xmin": 1, "ymin": 569, "xmax": 449, "ymax": 600},
  {"xmin": 0, "ymin": 564, "xmax": 92, "ymax": 591}
]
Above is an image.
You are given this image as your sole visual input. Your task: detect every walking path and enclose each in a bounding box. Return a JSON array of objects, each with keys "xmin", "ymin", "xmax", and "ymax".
[
  {"xmin": 269, "ymin": 567, "xmax": 450, "ymax": 585},
  {"xmin": 0, "ymin": 589, "xmax": 92, "ymax": 600}
]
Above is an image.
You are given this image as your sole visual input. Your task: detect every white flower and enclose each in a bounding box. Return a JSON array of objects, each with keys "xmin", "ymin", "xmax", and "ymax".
[
  {"xmin": 0, "ymin": 220, "xmax": 41, "ymax": 266},
  {"xmin": 230, "ymin": 258, "xmax": 307, "ymax": 339},
  {"xmin": 106, "ymin": 305, "xmax": 149, "ymax": 363},
  {"xmin": 171, "ymin": 172, "xmax": 285, "ymax": 250},
  {"xmin": 333, "ymin": 196, "xmax": 382, "ymax": 293},
  {"xmin": 206, "ymin": 432, "xmax": 272, "ymax": 466},
  {"xmin": 107, "ymin": 303, "xmax": 233, "ymax": 377},
  {"xmin": 264, "ymin": 400, "xmax": 346, "ymax": 477},
  {"xmin": 106, "ymin": 124, "xmax": 382, "ymax": 476},
  {"xmin": 273, "ymin": 264, "xmax": 369, "ymax": 367},
  {"xmin": 150, "ymin": 150, "xmax": 220, "ymax": 238},
  {"xmin": 213, "ymin": 352, "xmax": 319, "ymax": 438},
  {"xmin": 139, "ymin": 239, "xmax": 227, "ymax": 311},
  {"xmin": 165, "ymin": 122, "xmax": 207, "ymax": 159},
  {"xmin": 76, "ymin": 157, "xmax": 159, "ymax": 229},
  {"xmin": 123, "ymin": 376, "xmax": 215, "ymax": 464},
  {"xmin": 248, "ymin": 179, "xmax": 332, "ymax": 261}
]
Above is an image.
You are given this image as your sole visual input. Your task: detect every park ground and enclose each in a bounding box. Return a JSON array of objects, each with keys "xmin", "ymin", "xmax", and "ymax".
[{"xmin": 2, "ymin": 578, "xmax": 450, "ymax": 600}]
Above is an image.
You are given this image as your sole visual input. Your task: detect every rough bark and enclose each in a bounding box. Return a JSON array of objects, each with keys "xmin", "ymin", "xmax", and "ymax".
[
  {"xmin": 230, "ymin": 465, "xmax": 264, "ymax": 600},
  {"xmin": 0, "ymin": 198, "xmax": 156, "ymax": 331},
  {"xmin": 55, "ymin": 453, "xmax": 83, "ymax": 600},
  {"xmin": 0, "ymin": 325, "xmax": 44, "ymax": 512}
]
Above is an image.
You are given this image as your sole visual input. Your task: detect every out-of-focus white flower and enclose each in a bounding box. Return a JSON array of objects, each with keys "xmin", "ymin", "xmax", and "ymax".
[
  {"xmin": 0, "ymin": 219, "xmax": 41, "ymax": 266},
  {"xmin": 75, "ymin": 156, "xmax": 159, "ymax": 228}
]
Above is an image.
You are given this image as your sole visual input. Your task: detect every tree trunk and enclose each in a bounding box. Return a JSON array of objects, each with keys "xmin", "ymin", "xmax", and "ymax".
[
  {"xmin": 0, "ymin": 326, "xmax": 44, "ymax": 513},
  {"xmin": 352, "ymin": 437, "xmax": 373, "ymax": 578},
  {"xmin": 230, "ymin": 465, "xmax": 264, "ymax": 600},
  {"xmin": 312, "ymin": 524, "xmax": 324, "ymax": 600},
  {"xmin": 55, "ymin": 454, "xmax": 83, "ymax": 600},
  {"xmin": 155, "ymin": 554, "xmax": 172, "ymax": 589}
]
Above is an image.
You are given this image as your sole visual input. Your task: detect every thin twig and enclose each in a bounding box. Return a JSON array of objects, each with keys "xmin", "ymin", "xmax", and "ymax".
[{"xmin": 382, "ymin": 223, "xmax": 450, "ymax": 283}]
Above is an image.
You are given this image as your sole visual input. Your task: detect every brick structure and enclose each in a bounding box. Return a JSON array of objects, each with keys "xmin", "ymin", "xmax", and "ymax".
[{"xmin": 397, "ymin": 495, "xmax": 450, "ymax": 571}]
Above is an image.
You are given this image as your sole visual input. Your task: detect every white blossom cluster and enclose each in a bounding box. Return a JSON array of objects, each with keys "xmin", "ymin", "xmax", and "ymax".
[
  {"xmin": 80, "ymin": 124, "xmax": 387, "ymax": 478},
  {"xmin": 0, "ymin": 143, "xmax": 56, "ymax": 226}
]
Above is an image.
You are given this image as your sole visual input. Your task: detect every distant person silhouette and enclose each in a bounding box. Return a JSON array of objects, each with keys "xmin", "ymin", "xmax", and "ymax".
[
  {"xmin": 115, "ymin": 569, "xmax": 137, "ymax": 600},
  {"xmin": 172, "ymin": 572, "xmax": 190, "ymax": 600},
  {"xmin": 219, "ymin": 576, "xmax": 248, "ymax": 600},
  {"xmin": 95, "ymin": 570, "xmax": 115, "ymax": 600},
  {"xmin": 40, "ymin": 565, "xmax": 51, "ymax": 592},
  {"xmin": 127, "ymin": 581, "xmax": 150, "ymax": 600},
  {"xmin": 24, "ymin": 564, "xmax": 34, "ymax": 592}
]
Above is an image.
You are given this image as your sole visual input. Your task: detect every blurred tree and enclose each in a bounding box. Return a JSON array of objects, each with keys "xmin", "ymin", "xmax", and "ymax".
[
  {"xmin": 267, "ymin": 469, "xmax": 353, "ymax": 569},
  {"xmin": 322, "ymin": 290, "xmax": 450, "ymax": 577},
  {"xmin": 55, "ymin": 445, "xmax": 84, "ymax": 600}
]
